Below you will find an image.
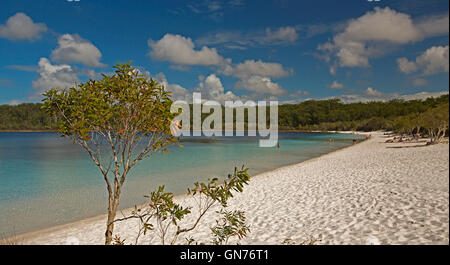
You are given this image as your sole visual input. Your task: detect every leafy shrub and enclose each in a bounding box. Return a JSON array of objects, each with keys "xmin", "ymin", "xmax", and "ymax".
[{"xmin": 114, "ymin": 166, "xmax": 251, "ymax": 245}]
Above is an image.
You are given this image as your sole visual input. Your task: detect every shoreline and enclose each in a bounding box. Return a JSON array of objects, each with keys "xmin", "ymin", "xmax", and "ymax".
[
  {"xmin": 7, "ymin": 131, "xmax": 368, "ymax": 243},
  {"xmin": 7, "ymin": 131, "xmax": 449, "ymax": 245},
  {"xmin": 0, "ymin": 130, "xmax": 56, "ymax": 133}
]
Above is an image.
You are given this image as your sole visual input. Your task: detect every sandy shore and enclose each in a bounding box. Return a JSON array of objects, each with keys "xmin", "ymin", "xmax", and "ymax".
[{"xmin": 17, "ymin": 132, "xmax": 449, "ymax": 245}]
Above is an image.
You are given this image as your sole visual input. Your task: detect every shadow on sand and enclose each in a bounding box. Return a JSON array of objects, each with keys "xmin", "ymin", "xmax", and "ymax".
[{"xmin": 385, "ymin": 143, "xmax": 428, "ymax": 149}]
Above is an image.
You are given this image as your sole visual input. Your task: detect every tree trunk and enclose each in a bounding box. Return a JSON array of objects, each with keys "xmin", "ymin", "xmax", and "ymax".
[
  {"xmin": 104, "ymin": 170, "xmax": 127, "ymax": 245},
  {"xmin": 105, "ymin": 196, "xmax": 119, "ymax": 245},
  {"xmin": 437, "ymin": 127, "xmax": 445, "ymax": 143},
  {"xmin": 415, "ymin": 126, "xmax": 421, "ymax": 142}
]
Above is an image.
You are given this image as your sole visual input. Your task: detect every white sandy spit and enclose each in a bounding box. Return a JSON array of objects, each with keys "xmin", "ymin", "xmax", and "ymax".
[{"xmin": 20, "ymin": 132, "xmax": 449, "ymax": 245}]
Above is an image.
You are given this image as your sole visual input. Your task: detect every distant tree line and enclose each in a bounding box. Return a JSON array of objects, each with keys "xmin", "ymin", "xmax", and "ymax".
[
  {"xmin": 0, "ymin": 103, "xmax": 55, "ymax": 130},
  {"xmin": 278, "ymin": 95, "xmax": 449, "ymax": 132},
  {"xmin": 0, "ymin": 95, "xmax": 448, "ymax": 135}
]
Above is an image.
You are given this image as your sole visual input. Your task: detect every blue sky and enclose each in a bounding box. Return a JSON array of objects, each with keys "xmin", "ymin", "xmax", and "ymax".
[{"xmin": 0, "ymin": 0, "xmax": 448, "ymax": 105}]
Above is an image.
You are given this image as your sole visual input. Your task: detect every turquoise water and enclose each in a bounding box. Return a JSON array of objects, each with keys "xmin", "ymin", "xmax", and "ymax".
[{"xmin": 0, "ymin": 132, "xmax": 363, "ymax": 236}]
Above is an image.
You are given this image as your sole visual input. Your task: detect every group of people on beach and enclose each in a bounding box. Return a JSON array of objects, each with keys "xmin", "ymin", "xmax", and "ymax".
[{"xmin": 385, "ymin": 133, "xmax": 421, "ymax": 143}]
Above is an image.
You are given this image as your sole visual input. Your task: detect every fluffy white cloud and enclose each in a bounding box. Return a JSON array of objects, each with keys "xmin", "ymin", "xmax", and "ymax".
[
  {"xmin": 51, "ymin": 34, "xmax": 105, "ymax": 67},
  {"xmin": 397, "ymin": 57, "xmax": 418, "ymax": 74},
  {"xmin": 317, "ymin": 7, "xmax": 449, "ymax": 69},
  {"xmin": 416, "ymin": 45, "xmax": 449, "ymax": 75},
  {"xmin": 337, "ymin": 7, "xmax": 422, "ymax": 44},
  {"xmin": 219, "ymin": 60, "xmax": 290, "ymax": 98},
  {"xmin": 0, "ymin": 12, "xmax": 47, "ymax": 41},
  {"xmin": 223, "ymin": 59, "xmax": 291, "ymax": 79},
  {"xmin": 148, "ymin": 34, "xmax": 228, "ymax": 66},
  {"xmin": 154, "ymin": 72, "xmax": 192, "ymax": 101},
  {"xmin": 148, "ymin": 33, "xmax": 291, "ymax": 100},
  {"xmin": 31, "ymin": 58, "xmax": 79, "ymax": 99},
  {"xmin": 329, "ymin": 80, "xmax": 344, "ymax": 89},
  {"xmin": 154, "ymin": 72, "xmax": 240, "ymax": 103},
  {"xmin": 196, "ymin": 74, "xmax": 239, "ymax": 102},
  {"xmin": 397, "ymin": 45, "xmax": 449, "ymax": 75},
  {"xmin": 365, "ymin": 87, "xmax": 383, "ymax": 97},
  {"xmin": 155, "ymin": 73, "xmax": 242, "ymax": 103},
  {"xmin": 235, "ymin": 76, "xmax": 286, "ymax": 96},
  {"xmin": 331, "ymin": 7, "xmax": 420, "ymax": 68}
]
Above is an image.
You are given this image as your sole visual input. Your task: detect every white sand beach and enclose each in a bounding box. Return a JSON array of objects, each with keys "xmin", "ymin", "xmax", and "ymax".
[{"xmin": 18, "ymin": 132, "xmax": 449, "ymax": 245}]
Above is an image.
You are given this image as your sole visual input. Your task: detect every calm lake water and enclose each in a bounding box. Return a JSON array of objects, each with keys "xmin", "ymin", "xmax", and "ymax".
[{"xmin": 0, "ymin": 132, "xmax": 363, "ymax": 236}]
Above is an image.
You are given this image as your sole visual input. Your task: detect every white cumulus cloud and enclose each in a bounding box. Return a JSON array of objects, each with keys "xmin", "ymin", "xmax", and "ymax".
[
  {"xmin": 196, "ymin": 74, "xmax": 239, "ymax": 102},
  {"xmin": 51, "ymin": 34, "xmax": 105, "ymax": 67},
  {"xmin": 235, "ymin": 76, "xmax": 286, "ymax": 96},
  {"xmin": 329, "ymin": 80, "xmax": 344, "ymax": 89},
  {"xmin": 317, "ymin": 7, "xmax": 449, "ymax": 70},
  {"xmin": 148, "ymin": 34, "xmax": 228, "ymax": 66},
  {"xmin": 0, "ymin": 12, "xmax": 47, "ymax": 41},
  {"xmin": 415, "ymin": 45, "xmax": 449, "ymax": 75},
  {"xmin": 365, "ymin": 87, "xmax": 383, "ymax": 97},
  {"xmin": 397, "ymin": 45, "xmax": 449, "ymax": 75},
  {"xmin": 154, "ymin": 72, "xmax": 240, "ymax": 103},
  {"xmin": 397, "ymin": 57, "xmax": 419, "ymax": 74},
  {"xmin": 31, "ymin": 58, "xmax": 79, "ymax": 99},
  {"xmin": 154, "ymin": 72, "xmax": 192, "ymax": 101}
]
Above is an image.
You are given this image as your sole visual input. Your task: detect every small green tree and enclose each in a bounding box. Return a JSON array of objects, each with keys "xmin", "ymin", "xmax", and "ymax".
[
  {"xmin": 42, "ymin": 62, "xmax": 177, "ymax": 245},
  {"xmin": 113, "ymin": 166, "xmax": 250, "ymax": 245},
  {"xmin": 394, "ymin": 115, "xmax": 415, "ymax": 135},
  {"xmin": 421, "ymin": 103, "xmax": 449, "ymax": 144}
]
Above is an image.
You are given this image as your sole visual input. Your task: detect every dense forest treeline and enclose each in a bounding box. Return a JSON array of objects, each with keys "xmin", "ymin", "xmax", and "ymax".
[
  {"xmin": 279, "ymin": 95, "xmax": 449, "ymax": 131},
  {"xmin": 0, "ymin": 95, "xmax": 448, "ymax": 132},
  {"xmin": 0, "ymin": 103, "xmax": 55, "ymax": 130}
]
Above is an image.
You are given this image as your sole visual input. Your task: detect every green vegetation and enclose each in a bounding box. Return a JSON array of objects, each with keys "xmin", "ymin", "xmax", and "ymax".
[
  {"xmin": 2, "ymin": 94, "xmax": 448, "ymax": 134},
  {"xmin": 420, "ymin": 103, "xmax": 449, "ymax": 143},
  {"xmin": 113, "ymin": 166, "xmax": 250, "ymax": 245},
  {"xmin": 278, "ymin": 95, "xmax": 448, "ymax": 132},
  {"xmin": 8, "ymin": 62, "xmax": 251, "ymax": 246},
  {"xmin": 41, "ymin": 62, "xmax": 177, "ymax": 245},
  {"xmin": 0, "ymin": 60, "xmax": 447, "ymax": 244},
  {"xmin": 0, "ymin": 103, "xmax": 55, "ymax": 130}
]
